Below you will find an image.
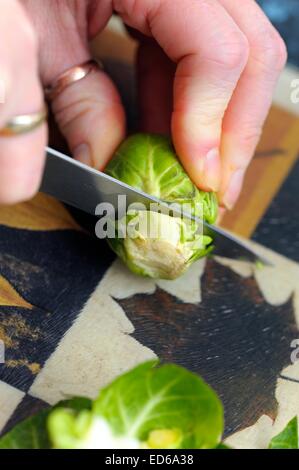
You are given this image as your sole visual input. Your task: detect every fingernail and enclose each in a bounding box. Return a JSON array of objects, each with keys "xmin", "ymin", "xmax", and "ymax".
[
  {"xmin": 73, "ymin": 143, "xmax": 91, "ymax": 166},
  {"xmin": 203, "ymin": 148, "xmax": 221, "ymax": 191},
  {"xmin": 222, "ymin": 168, "xmax": 245, "ymax": 210}
]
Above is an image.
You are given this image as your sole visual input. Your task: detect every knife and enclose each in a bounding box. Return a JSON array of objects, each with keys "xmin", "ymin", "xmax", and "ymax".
[{"xmin": 40, "ymin": 146, "xmax": 271, "ymax": 265}]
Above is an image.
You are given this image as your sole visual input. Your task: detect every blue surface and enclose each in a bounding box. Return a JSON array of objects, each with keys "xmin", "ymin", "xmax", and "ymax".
[{"xmin": 258, "ymin": 0, "xmax": 299, "ymax": 66}]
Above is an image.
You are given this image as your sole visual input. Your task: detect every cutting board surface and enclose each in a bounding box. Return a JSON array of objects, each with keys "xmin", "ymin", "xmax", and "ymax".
[{"xmin": 0, "ymin": 32, "xmax": 299, "ymax": 447}]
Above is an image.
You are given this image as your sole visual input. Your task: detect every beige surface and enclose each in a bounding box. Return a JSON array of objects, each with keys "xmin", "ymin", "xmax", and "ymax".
[{"xmin": 0, "ymin": 382, "xmax": 24, "ymax": 432}]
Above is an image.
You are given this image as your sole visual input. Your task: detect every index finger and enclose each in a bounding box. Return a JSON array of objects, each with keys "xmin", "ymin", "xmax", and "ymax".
[{"xmin": 114, "ymin": 0, "xmax": 249, "ymax": 191}]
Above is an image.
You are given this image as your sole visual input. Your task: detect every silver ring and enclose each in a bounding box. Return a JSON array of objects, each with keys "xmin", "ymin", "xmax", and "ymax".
[{"xmin": 0, "ymin": 104, "xmax": 47, "ymax": 137}]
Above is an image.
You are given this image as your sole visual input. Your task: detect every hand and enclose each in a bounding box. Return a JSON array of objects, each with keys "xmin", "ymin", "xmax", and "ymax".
[
  {"xmin": 124, "ymin": 0, "xmax": 287, "ymax": 209},
  {"xmin": 0, "ymin": 0, "xmax": 47, "ymax": 203},
  {"xmin": 0, "ymin": 0, "xmax": 287, "ymax": 210}
]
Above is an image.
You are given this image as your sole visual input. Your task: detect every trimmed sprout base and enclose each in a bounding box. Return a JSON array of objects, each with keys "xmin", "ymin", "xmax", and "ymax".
[{"xmin": 109, "ymin": 210, "xmax": 212, "ymax": 280}]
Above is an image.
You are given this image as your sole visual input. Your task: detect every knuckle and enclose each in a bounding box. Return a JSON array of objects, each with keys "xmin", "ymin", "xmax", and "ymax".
[
  {"xmin": 113, "ymin": 0, "xmax": 160, "ymax": 30},
  {"xmin": 270, "ymin": 32, "xmax": 288, "ymax": 69},
  {"xmin": 252, "ymin": 28, "xmax": 287, "ymax": 71},
  {"xmin": 208, "ymin": 31, "xmax": 250, "ymax": 71}
]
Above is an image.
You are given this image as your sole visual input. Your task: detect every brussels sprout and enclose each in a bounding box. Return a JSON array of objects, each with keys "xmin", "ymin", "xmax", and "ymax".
[
  {"xmin": 48, "ymin": 411, "xmax": 140, "ymax": 449},
  {"xmin": 105, "ymin": 134, "xmax": 218, "ymax": 280}
]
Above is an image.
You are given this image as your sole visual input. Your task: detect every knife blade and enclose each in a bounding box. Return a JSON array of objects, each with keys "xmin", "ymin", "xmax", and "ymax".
[{"xmin": 40, "ymin": 146, "xmax": 271, "ymax": 265}]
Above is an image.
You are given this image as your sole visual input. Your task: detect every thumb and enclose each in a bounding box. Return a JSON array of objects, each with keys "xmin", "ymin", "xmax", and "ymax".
[{"xmin": 50, "ymin": 66, "xmax": 125, "ymax": 170}]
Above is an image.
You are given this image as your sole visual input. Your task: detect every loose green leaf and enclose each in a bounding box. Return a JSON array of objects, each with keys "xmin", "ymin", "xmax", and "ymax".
[
  {"xmin": 58, "ymin": 397, "xmax": 92, "ymax": 412},
  {"xmin": 215, "ymin": 442, "xmax": 232, "ymax": 449},
  {"xmin": 48, "ymin": 408, "xmax": 93, "ymax": 449},
  {"xmin": 269, "ymin": 417, "xmax": 298, "ymax": 449},
  {"xmin": 0, "ymin": 410, "xmax": 50, "ymax": 449},
  {"xmin": 0, "ymin": 397, "xmax": 92, "ymax": 449},
  {"xmin": 93, "ymin": 360, "xmax": 223, "ymax": 449}
]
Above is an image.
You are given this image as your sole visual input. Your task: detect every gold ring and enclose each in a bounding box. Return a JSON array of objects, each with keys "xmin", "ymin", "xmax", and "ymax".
[
  {"xmin": 0, "ymin": 104, "xmax": 47, "ymax": 137},
  {"xmin": 45, "ymin": 59, "xmax": 104, "ymax": 101}
]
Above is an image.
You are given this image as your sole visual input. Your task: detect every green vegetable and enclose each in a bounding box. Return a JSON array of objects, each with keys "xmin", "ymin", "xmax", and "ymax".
[
  {"xmin": 0, "ymin": 398, "xmax": 92, "ymax": 450},
  {"xmin": 92, "ymin": 361, "xmax": 223, "ymax": 449},
  {"xmin": 269, "ymin": 417, "xmax": 298, "ymax": 449},
  {"xmin": 0, "ymin": 410, "xmax": 50, "ymax": 449},
  {"xmin": 0, "ymin": 361, "xmax": 223, "ymax": 449},
  {"xmin": 105, "ymin": 134, "xmax": 218, "ymax": 280},
  {"xmin": 144, "ymin": 429, "xmax": 183, "ymax": 449},
  {"xmin": 216, "ymin": 442, "xmax": 232, "ymax": 449},
  {"xmin": 255, "ymin": 260, "xmax": 265, "ymax": 270}
]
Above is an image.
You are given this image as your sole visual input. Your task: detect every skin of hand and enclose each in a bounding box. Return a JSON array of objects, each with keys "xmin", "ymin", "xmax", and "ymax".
[{"xmin": 0, "ymin": 0, "xmax": 287, "ymax": 210}]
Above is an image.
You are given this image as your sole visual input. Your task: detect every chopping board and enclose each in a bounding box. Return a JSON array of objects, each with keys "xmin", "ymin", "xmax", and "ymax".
[{"xmin": 0, "ymin": 27, "xmax": 299, "ymax": 449}]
